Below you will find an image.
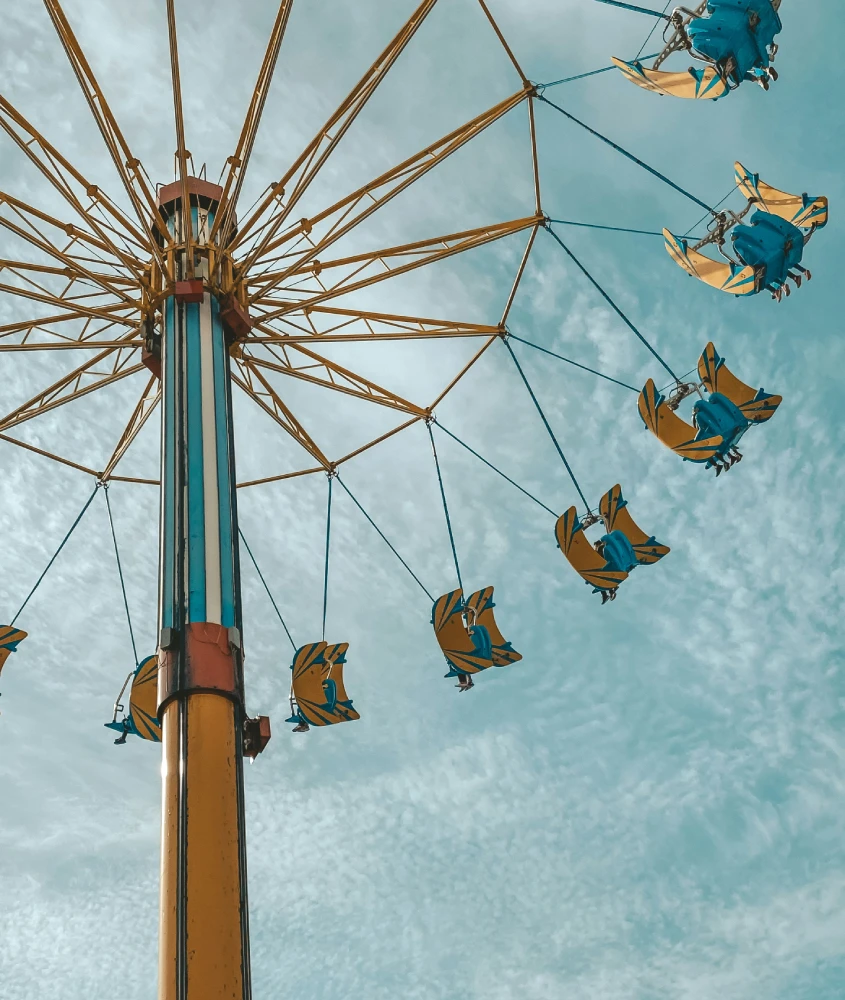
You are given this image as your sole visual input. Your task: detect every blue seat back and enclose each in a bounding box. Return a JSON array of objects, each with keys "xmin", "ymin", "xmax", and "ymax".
[
  {"xmin": 470, "ymin": 624, "xmax": 493, "ymax": 661},
  {"xmin": 732, "ymin": 212, "xmax": 804, "ymax": 284},
  {"xmin": 600, "ymin": 531, "xmax": 638, "ymax": 575},
  {"xmin": 689, "ymin": 1, "xmax": 781, "ymax": 79}
]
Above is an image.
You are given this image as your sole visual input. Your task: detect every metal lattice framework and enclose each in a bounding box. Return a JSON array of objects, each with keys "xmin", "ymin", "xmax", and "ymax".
[{"xmin": 0, "ymin": 0, "xmax": 546, "ymax": 489}]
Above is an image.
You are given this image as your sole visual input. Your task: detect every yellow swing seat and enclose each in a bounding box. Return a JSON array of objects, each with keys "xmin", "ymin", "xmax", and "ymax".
[
  {"xmin": 288, "ymin": 641, "xmax": 359, "ymax": 729},
  {"xmin": 432, "ymin": 589, "xmax": 495, "ymax": 677},
  {"xmin": 105, "ymin": 654, "xmax": 162, "ymax": 743},
  {"xmin": 554, "ymin": 507, "xmax": 628, "ymax": 592},
  {"xmin": 638, "ymin": 378, "xmax": 724, "ymax": 463}
]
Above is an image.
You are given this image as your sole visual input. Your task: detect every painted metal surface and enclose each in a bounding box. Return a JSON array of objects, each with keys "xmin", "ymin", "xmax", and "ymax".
[
  {"xmin": 157, "ymin": 189, "xmax": 250, "ymax": 1000},
  {"xmin": 288, "ymin": 641, "xmax": 359, "ymax": 728},
  {"xmin": 432, "ymin": 589, "xmax": 495, "ymax": 677},
  {"xmin": 639, "ymin": 343, "xmax": 782, "ymax": 470},
  {"xmin": 0, "ymin": 625, "xmax": 27, "ymax": 680}
]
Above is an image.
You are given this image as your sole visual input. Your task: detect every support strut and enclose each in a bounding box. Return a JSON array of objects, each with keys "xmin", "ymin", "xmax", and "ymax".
[{"xmin": 155, "ymin": 180, "xmax": 252, "ymax": 1000}]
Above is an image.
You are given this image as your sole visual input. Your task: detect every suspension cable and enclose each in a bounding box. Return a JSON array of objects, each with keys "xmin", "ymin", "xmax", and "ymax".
[
  {"xmin": 683, "ymin": 185, "xmax": 738, "ymax": 238},
  {"xmin": 427, "ymin": 422, "xmax": 463, "ymax": 593},
  {"xmin": 435, "ymin": 422, "xmax": 558, "ymax": 518},
  {"xmin": 508, "ymin": 333, "xmax": 639, "ymax": 393},
  {"xmin": 636, "ymin": 0, "xmax": 673, "ymax": 58},
  {"xmin": 548, "ymin": 218, "xmax": 664, "ymax": 237},
  {"xmin": 238, "ymin": 527, "xmax": 296, "ymax": 652},
  {"xmin": 335, "ymin": 475, "xmax": 434, "ymax": 603},
  {"xmin": 10, "ymin": 483, "xmax": 101, "ymax": 627},
  {"xmin": 539, "ymin": 95, "xmax": 715, "ymax": 215},
  {"xmin": 322, "ymin": 473, "xmax": 333, "ymax": 642},
  {"xmin": 546, "ymin": 224, "xmax": 682, "ymax": 384},
  {"xmin": 503, "ymin": 339, "xmax": 591, "ymax": 512},
  {"xmin": 591, "ymin": 0, "xmax": 670, "ymax": 18},
  {"xmin": 103, "ymin": 484, "xmax": 139, "ymax": 667},
  {"xmin": 538, "ymin": 53, "xmax": 660, "ymax": 90}
]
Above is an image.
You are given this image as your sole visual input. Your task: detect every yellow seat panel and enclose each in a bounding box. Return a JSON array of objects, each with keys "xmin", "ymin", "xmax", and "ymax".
[
  {"xmin": 128, "ymin": 655, "xmax": 162, "ymax": 742},
  {"xmin": 611, "ymin": 58, "xmax": 728, "ymax": 100},
  {"xmin": 555, "ymin": 507, "xmax": 627, "ymax": 591},
  {"xmin": 663, "ymin": 229, "xmax": 758, "ymax": 295},
  {"xmin": 698, "ymin": 342, "xmax": 755, "ymax": 404},
  {"xmin": 323, "ymin": 643, "xmax": 358, "ymax": 714},
  {"xmin": 292, "ymin": 641, "xmax": 329, "ymax": 706},
  {"xmin": 0, "ymin": 625, "xmax": 27, "ymax": 677},
  {"xmin": 599, "ymin": 485, "xmax": 670, "ymax": 566},
  {"xmin": 698, "ymin": 343, "xmax": 782, "ymax": 423},
  {"xmin": 639, "ymin": 379, "xmax": 723, "ymax": 462},
  {"xmin": 464, "ymin": 587, "xmax": 522, "ymax": 667},
  {"xmin": 292, "ymin": 641, "xmax": 359, "ymax": 727},
  {"xmin": 432, "ymin": 589, "xmax": 494, "ymax": 675},
  {"xmin": 735, "ymin": 162, "xmax": 829, "ymax": 230}
]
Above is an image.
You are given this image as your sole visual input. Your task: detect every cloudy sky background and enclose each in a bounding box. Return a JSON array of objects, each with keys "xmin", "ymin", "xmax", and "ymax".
[{"xmin": 1, "ymin": 1, "xmax": 844, "ymax": 997}]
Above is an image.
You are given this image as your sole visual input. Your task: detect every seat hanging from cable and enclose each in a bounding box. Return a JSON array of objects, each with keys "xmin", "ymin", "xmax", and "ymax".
[
  {"xmin": 427, "ymin": 422, "xmax": 521, "ymax": 692},
  {"xmin": 286, "ymin": 473, "xmax": 359, "ymax": 733}
]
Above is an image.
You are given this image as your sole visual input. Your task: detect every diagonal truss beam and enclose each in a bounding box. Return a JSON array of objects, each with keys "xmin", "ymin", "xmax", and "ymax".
[
  {"xmin": 500, "ymin": 224, "xmax": 538, "ymax": 325},
  {"xmin": 0, "ymin": 189, "xmax": 143, "ymax": 293},
  {"xmin": 209, "ymin": 0, "xmax": 296, "ymax": 247},
  {"xmin": 0, "ymin": 258, "xmax": 137, "ymax": 288},
  {"xmin": 229, "ymin": 0, "xmax": 441, "ymax": 255},
  {"xmin": 0, "ymin": 209, "xmax": 138, "ymax": 305},
  {"xmin": 244, "ymin": 87, "xmax": 530, "ymax": 287},
  {"xmin": 0, "ymin": 342, "xmax": 142, "ymax": 433},
  {"xmin": 244, "ymin": 342, "xmax": 426, "ymax": 414},
  {"xmin": 101, "ymin": 374, "xmax": 161, "ymax": 480},
  {"xmin": 42, "ymin": 0, "xmax": 173, "ymax": 266},
  {"xmin": 0, "ymin": 278, "xmax": 139, "ymax": 326},
  {"xmin": 0, "ymin": 339, "xmax": 143, "ymax": 352},
  {"xmin": 243, "ymin": 304, "xmax": 500, "ymax": 344},
  {"xmin": 0, "ymin": 95, "xmax": 152, "ymax": 275},
  {"xmin": 0, "ymin": 305, "xmax": 136, "ymax": 345},
  {"xmin": 476, "ymin": 0, "xmax": 529, "ymax": 84},
  {"xmin": 251, "ymin": 215, "xmax": 542, "ymax": 321},
  {"xmin": 0, "ymin": 431, "xmax": 100, "ymax": 478},
  {"xmin": 232, "ymin": 359, "xmax": 331, "ymax": 469}
]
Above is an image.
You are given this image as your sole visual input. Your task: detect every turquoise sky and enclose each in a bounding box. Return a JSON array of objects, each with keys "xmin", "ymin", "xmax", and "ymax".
[{"xmin": 1, "ymin": 2, "xmax": 843, "ymax": 998}]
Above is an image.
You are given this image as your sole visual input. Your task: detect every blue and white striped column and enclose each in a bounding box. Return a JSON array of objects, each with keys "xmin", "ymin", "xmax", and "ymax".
[{"xmin": 160, "ymin": 204, "xmax": 238, "ymax": 635}]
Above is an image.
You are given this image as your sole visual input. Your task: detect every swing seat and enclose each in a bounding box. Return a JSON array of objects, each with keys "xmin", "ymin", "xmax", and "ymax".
[
  {"xmin": 638, "ymin": 379, "xmax": 725, "ymax": 463},
  {"xmin": 554, "ymin": 507, "xmax": 628, "ymax": 593},
  {"xmin": 611, "ymin": 58, "xmax": 729, "ymax": 101},
  {"xmin": 698, "ymin": 342, "xmax": 782, "ymax": 422},
  {"xmin": 688, "ymin": 1, "xmax": 781, "ymax": 82},
  {"xmin": 463, "ymin": 586, "xmax": 522, "ymax": 667},
  {"xmin": 613, "ymin": 1, "xmax": 780, "ymax": 99},
  {"xmin": 104, "ymin": 655, "xmax": 162, "ymax": 743},
  {"xmin": 735, "ymin": 163, "xmax": 828, "ymax": 231},
  {"xmin": 0, "ymin": 625, "xmax": 27, "ymax": 679},
  {"xmin": 599, "ymin": 485, "xmax": 670, "ymax": 566},
  {"xmin": 663, "ymin": 229, "xmax": 760, "ymax": 295},
  {"xmin": 431, "ymin": 589, "xmax": 495, "ymax": 677},
  {"xmin": 289, "ymin": 641, "xmax": 359, "ymax": 729}
]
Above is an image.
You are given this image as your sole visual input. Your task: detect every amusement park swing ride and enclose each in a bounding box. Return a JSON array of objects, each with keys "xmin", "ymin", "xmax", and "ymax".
[{"xmin": 0, "ymin": 0, "xmax": 827, "ymax": 997}]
